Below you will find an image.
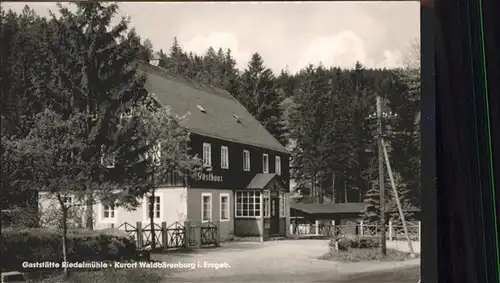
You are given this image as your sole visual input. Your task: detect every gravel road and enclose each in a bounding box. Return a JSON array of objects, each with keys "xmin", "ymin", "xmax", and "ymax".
[{"xmin": 154, "ymin": 239, "xmax": 420, "ymax": 282}]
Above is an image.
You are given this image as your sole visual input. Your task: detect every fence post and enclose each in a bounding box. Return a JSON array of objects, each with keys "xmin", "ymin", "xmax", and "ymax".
[
  {"xmin": 196, "ymin": 222, "xmax": 201, "ymax": 248},
  {"xmin": 161, "ymin": 221, "xmax": 167, "ymax": 248},
  {"xmin": 331, "ymin": 220, "xmax": 336, "ymax": 238},
  {"xmin": 184, "ymin": 220, "xmax": 190, "ymax": 249},
  {"xmin": 216, "ymin": 221, "xmax": 221, "ymax": 246},
  {"xmin": 388, "ymin": 220, "xmax": 393, "ymax": 241},
  {"xmin": 360, "ymin": 220, "xmax": 364, "ymax": 236},
  {"xmin": 136, "ymin": 221, "xmax": 143, "ymax": 249},
  {"xmin": 418, "ymin": 221, "xmax": 421, "ymax": 242},
  {"xmin": 314, "ymin": 220, "xmax": 319, "ymax": 235}
]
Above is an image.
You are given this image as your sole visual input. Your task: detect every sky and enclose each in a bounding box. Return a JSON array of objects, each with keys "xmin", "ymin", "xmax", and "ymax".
[{"xmin": 4, "ymin": 1, "xmax": 420, "ymax": 74}]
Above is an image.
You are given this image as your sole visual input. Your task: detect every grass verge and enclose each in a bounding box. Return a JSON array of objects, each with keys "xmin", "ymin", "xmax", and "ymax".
[
  {"xmin": 319, "ymin": 248, "xmax": 419, "ymax": 262},
  {"xmin": 26, "ymin": 268, "xmax": 166, "ymax": 283},
  {"xmin": 336, "ymin": 265, "xmax": 421, "ymax": 282}
]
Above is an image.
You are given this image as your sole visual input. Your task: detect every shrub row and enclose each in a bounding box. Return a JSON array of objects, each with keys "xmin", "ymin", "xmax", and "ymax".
[
  {"xmin": 329, "ymin": 236, "xmax": 381, "ymax": 251},
  {"xmin": 1, "ymin": 228, "xmax": 137, "ymax": 272}
]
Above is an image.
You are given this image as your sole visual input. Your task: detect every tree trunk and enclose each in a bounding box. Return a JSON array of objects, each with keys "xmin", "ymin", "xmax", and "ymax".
[
  {"xmin": 344, "ymin": 180, "xmax": 348, "ymax": 203},
  {"xmin": 331, "ymin": 172, "xmax": 336, "ymax": 203},
  {"xmin": 85, "ymin": 193, "xmax": 93, "ymax": 230},
  {"xmin": 62, "ymin": 206, "xmax": 69, "ymax": 278},
  {"xmin": 149, "ymin": 190, "xmax": 156, "ymax": 250}
]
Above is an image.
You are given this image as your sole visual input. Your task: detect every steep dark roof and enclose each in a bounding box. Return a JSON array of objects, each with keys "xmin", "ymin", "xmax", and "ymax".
[
  {"xmin": 291, "ymin": 202, "xmax": 421, "ymax": 215},
  {"xmin": 139, "ymin": 62, "xmax": 289, "ymax": 154}
]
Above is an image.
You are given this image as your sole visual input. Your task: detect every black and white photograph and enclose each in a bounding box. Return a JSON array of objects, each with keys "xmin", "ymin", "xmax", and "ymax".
[{"xmin": 1, "ymin": 1, "xmax": 421, "ymax": 282}]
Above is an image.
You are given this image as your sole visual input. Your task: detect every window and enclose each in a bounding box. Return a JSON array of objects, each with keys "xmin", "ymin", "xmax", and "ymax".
[
  {"xmin": 202, "ymin": 193, "xmax": 212, "ymax": 222},
  {"xmin": 280, "ymin": 192, "xmax": 286, "ymax": 218},
  {"xmin": 100, "ymin": 146, "xmax": 115, "ymax": 168},
  {"xmin": 220, "ymin": 194, "xmax": 230, "ymax": 221},
  {"xmin": 221, "ymin": 146, "xmax": 229, "ymax": 169},
  {"xmin": 243, "ymin": 150, "xmax": 250, "ymax": 171},
  {"xmin": 235, "ymin": 191, "xmax": 261, "ymax": 218},
  {"xmin": 146, "ymin": 196, "xmax": 161, "ymax": 219},
  {"xmin": 262, "ymin": 154, "xmax": 269, "ymax": 173},
  {"xmin": 203, "ymin": 143, "xmax": 212, "ymax": 166},
  {"xmin": 275, "ymin": 156, "xmax": 281, "ymax": 175},
  {"xmin": 263, "ymin": 191, "xmax": 270, "ymax": 218},
  {"xmin": 103, "ymin": 203, "xmax": 115, "ymax": 218}
]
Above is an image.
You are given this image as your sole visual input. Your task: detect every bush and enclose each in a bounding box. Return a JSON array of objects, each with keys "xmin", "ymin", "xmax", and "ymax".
[
  {"xmin": 351, "ymin": 237, "xmax": 380, "ymax": 249},
  {"xmin": 320, "ymin": 247, "xmax": 417, "ymax": 262},
  {"xmin": 329, "ymin": 236, "xmax": 380, "ymax": 251},
  {"xmin": 1, "ymin": 228, "xmax": 136, "ymax": 272},
  {"xmin": 27, "ymin": 269, "xmax": 165, "ymax": 283}
]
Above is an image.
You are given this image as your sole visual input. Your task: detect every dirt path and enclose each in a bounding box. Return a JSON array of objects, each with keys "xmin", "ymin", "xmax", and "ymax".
[{"xmin": 154, "ymin": 240, "xmax": 420, "ymax": 282}]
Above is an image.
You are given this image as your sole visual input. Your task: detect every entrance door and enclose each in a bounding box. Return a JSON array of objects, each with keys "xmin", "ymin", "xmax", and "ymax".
[{"xmin": 270, "ymin": 197, "xmax": 280, "ymax": 235}]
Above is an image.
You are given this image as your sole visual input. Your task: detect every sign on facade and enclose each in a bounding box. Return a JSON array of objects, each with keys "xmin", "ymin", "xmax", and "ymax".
[{"xmin": 196, "ymin": 172, "xmax": 223, "ymax": 182}]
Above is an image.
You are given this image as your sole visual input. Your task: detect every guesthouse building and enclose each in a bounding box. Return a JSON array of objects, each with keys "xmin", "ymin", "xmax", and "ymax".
[{"xmin": 89, "ymin": 61, "xmax": 291, "ymax": 241}]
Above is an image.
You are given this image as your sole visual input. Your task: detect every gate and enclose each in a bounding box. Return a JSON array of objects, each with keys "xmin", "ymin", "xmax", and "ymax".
[
  {"xmin": 165, "ymin": 221, "xmax": 185, "ymax": 249},
  {"xmin": 143, "ymin": 222, "xmax": 164, "ymax": 249},
  {"xmin": 187, "ymin": 222, "xmax": 200, "ymax": 247},
  {"xmin": 200, "ymin": 221, "xmax": 218, "ymax": 246},
  {"xmin": 117, "ymin": 220, "xmax": 218, "ymax": 250}
]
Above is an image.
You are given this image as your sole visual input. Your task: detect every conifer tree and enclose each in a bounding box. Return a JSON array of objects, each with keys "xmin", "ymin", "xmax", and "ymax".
[
  {"xmin": 387, "ymin": 38, "xmax": 421, "ymax": 207},
  {"xmin": 239, "ymin": 53, "xmax": 287, "ymax": 145},
  {"xmin": 220, "ymin": 48, "xmax": 240, "ymax": 95},
  {"xmin": 42, "ymin": 2, "xmax": 153, "ymax": 228},
  {"xmin": 0, "ymin": 6, "xmax": 48, "ymax": 137},
  {"xmin": 361, "ymin": 182, "xmax": 380, "ymax": 224},
  {"xmin": 166, "ymin": 37, "xmax": 190, "ymax": 75}
]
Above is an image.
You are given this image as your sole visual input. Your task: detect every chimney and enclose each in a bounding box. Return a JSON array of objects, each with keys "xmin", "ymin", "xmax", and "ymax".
[{"xmin": 149, "ymin": 58, "xmax": 160, "ymax": 66}]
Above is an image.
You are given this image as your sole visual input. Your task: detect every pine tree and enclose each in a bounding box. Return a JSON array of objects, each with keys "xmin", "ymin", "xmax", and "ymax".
[
  {"xmin": 199, "ymin": 46, "xmax": 221, "ymax": 86},
  {"xmin": 386, "ymin": 171, "xmax": 415, "ymax": 224},
  {"xmin": 220, "ymin": 48, "xmax": 240, "ymax": 95},
  {"xmin": 387, "ymin": 38, "xmax": 421, "ymax": 208},
  {"xmin": 289, "ymin": 65, "xmax": 327, "ymax": 201},
  {"xmin": 0, "ymin": 6, "xmax": 54, "ymax": 212},
  {"xmin": 42, "ymin": 2, "xmax": 153, "ymax": 227},
  {"xmin": 0, "ymin": 6, "xmax": 48, "ymax": 137},
  {"xmin": 239, "ymin": 53, "xmax": 287, "ymax": 145},
  {"xmin": 361, "ymin": 182, "xmax": 380, "ymax": 224},
  {"xmin": 166, "ymin": 37, "xmax": 190, "ymax": 75}
]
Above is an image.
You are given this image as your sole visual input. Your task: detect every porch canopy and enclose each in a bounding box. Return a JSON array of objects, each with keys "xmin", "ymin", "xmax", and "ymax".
[{"xmin": 246, "ymin": 173, "xmax": 285, "ymax": 191}]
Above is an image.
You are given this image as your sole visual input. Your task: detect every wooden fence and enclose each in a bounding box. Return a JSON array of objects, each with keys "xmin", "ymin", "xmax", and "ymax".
[
  {"xmin": 117, "ymin": 220, "xmax": 219, "ymax": 251},
  {"xmin": 290, "ymin": 220, "xmax": 421, "ymax": 241}
]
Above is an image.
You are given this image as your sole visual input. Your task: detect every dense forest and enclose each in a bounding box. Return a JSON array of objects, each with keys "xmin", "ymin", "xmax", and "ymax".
[{"xmin": 1, "ymin": 4, "xmax": 421, "ymax": 221}]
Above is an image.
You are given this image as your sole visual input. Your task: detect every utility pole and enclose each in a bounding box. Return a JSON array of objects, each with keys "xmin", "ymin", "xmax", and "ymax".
[
  {"xmin": 377, "ymin": 95, "xmax": 387, "ymax": 256},
  {"xmin": 381, "ymin": 138, "xmax": 415, "ymax": 256}
]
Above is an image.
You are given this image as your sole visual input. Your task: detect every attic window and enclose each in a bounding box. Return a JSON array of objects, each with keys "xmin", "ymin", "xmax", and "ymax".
[
  {"xmin": 197, "ymin": 105, "xmax": 206, "ymax": 113},
  {"xmin": 233, "ymin": 114, "xmax": 241, "ymax": 123}
]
